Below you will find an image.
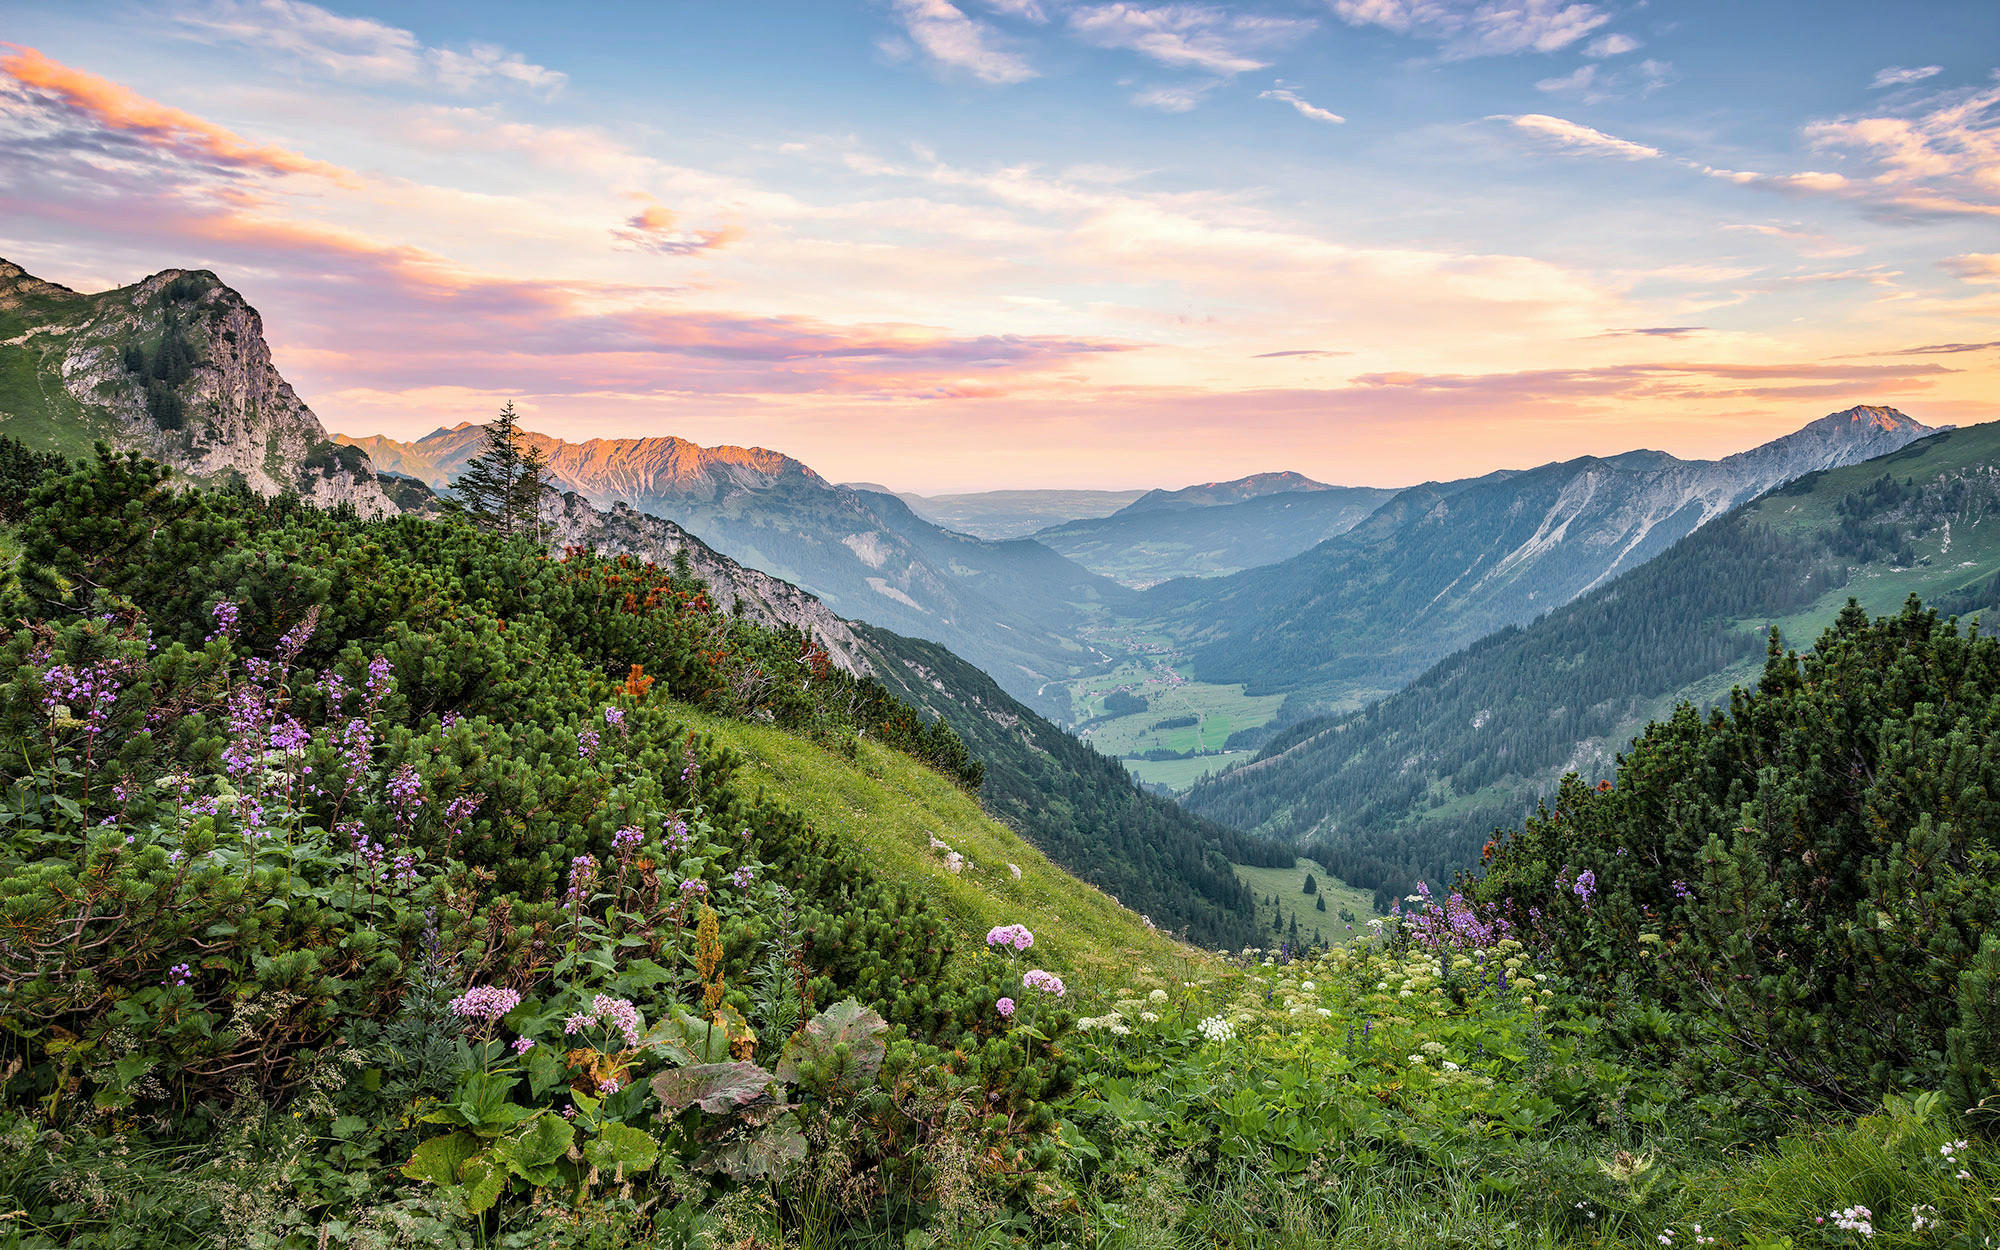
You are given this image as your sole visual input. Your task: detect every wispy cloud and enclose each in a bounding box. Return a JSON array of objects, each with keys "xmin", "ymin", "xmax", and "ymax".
[
  {"xmin": 0, "ymin": 43, "xmax": 359, "ymax": 183},
  {"xmin": 1584, "ymin": 32, "xmax": 1638, "ymax": 57},
  {"xmin": 1871, "ymin": 65, "xmax": 1942, "ymax": 90},
  {"xmin": 1260, "ymin": 84, "xmax": 1344, "ymax": 124},
  {"xmin": 1131, "ymin": 81, "xmax": 1217, "ymax": 112},
  {"xmin": 1331, "ymin": 0, "xmax": 1609, "ymax": 60},
  {"xmin": 1491, "ymin": 112, "xmax": 1660, "ymax": 159},
  {"xmin": 1941, "ymin": 252, "xmax": 2000, "ymax": 282},
  {"xmin": 887, "ymin": 0, "xmax": 1038, "ymax": 83},
  {"xmin": 1069, "ymin": 3, "xmax": 1313, "ymax": 76},
  {"xmin": 1596, "ymin": 326, "xmax": 1705, "ymax": 338},
  {"xmin": 175, "ymin": 0, "xmax": 566, "ymax": 95},
  {"xmin": 1876, "ymin": 339, "xmax": 2000, "ymax": 355},
  {"xmin": 1254, "ymin": 347, "xmax": 1351, "ymax": 358},
  {"xmin": 1798, "ymin": 83, "xmax": 2000, "ymax": 218}
]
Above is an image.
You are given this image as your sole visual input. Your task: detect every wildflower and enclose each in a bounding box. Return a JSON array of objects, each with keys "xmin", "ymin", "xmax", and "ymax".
[
  {"xmin": 163, "ymin": 962, "xmax": 192, "ymax": 988},
  {"xmin": 590, "ymin": 995, "xmax": 643, "ymax": 1048},
  {"xmin": 1147, "ymin": 988, "xmax": 1168, "ymax": 1003},
  {"xmin": 1912, "ymin": 1206, "xmax": 1937, "ymax": 1233},
  {"xmin": 563, "ymin": 1012, "xmax": 594, "ymax": 1035},
  {"xmin": 449, "ymin": 985, "xmax": 523, "ymax": 1023},
  {"xmin": 1829, "ymin": 1205, "xmax": 1874, "ymax": 1238},
  {"xmin": 603, "ymin": 705, "xmax": 625, "ymax": 731},
  {"xmin": 1008, "ymin": 862, "xmax": 1022, "ymax": 880},
  {"xmin": 985, "ymin": 923, "xmax": 1035, "ymax": 952},
  {"xmin": 664, "ymin": 819, "xmax": 692, "ymax": 854},
  {"xmin": 1140, "ymin": 1011, "xmax": 1159, "ymax": 1023},
  {"xmin": 1671, "ymin": 879, "xmax": 1694, "ymax": 900},
  {"xmin": 1197, "ymin": 1016, "xmax": 1235, "ymax": 1044},
  {"xmin": 576, "ymin": 728, "xmax": 601, "ymax": 760},
  {"xmin": 996, "ymin": 996, "xmax": 1016, "ymax": 1018},
  {"xmin": 1022, "ymin": 969, "xmax": 1066, "ymax": 997},
  {"xmin": 1573, "ymin": 870, "xmax": 1597, "ymax": 904},
  {"xmin": 600, "ymin": 1078, "xmax": 621, "ymax": 1095},
  {"xmin": 680, "ymin": 878, "xmax": 709, "ymax": 897},
  {"xmin": 565, "ymin": 855, "xmax": 598, "ymax": 909},
  {"xmin": 512, "ymin": 1037, "xmax": 537, "ymax": 1056},
  {"xmin": 206, "ymin": 600, "xmax": 240, "ymax": 642},
  {"xmin": 731, "ymin": 865, "xmax": 755, "ymax": 888},
  {"xmin": 386, "ymin": 763, "xmax": 424, "ymax": 812},
  {"xmin": 612, "ymin": 825, "xmax": 645, "ymax": 857},
  {"xmin": 944, "ymin": 850, "xmax": 965, "ymax": 874}
]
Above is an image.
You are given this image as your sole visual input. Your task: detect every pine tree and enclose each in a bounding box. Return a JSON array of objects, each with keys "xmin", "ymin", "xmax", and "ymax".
[
  {"xmin": 1302, "ymin": 872, "xmax": 1318, "ymax": 896},
  {"xmin": 455, "ymin": 402, "xmax": 551, "ymax": 539}
]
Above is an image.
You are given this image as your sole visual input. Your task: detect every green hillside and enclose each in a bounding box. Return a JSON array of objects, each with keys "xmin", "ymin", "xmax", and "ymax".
[
  {"xmin": 1185, "ymin": 422, "xmax": 2000, "ymax": 908},
  {"xmin": 851, "ymin": 622, "xmax": 1297, "ymax": 950},
  {"xmin": 657, "ymin": 696, "xmax": 1207, "ymax": 985}
]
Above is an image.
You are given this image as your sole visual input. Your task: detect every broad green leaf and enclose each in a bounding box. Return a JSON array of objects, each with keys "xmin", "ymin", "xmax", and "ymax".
[
  {"xmin": 584, "ymin": 1122, "xmax": 659, "ymax": 1176},
  {"xmin": 403, "ymin": 1131, "xmax": 480, "ymax": 1187}
]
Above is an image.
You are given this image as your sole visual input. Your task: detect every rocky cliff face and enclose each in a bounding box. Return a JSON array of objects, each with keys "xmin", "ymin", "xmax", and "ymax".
[
  {"xmin": 543, "ymin": 492, "xmax": 872, "ymax": 675},
  {"xmin": 1, "ymin": 260, "xmax": 397, "ymax": 514}
]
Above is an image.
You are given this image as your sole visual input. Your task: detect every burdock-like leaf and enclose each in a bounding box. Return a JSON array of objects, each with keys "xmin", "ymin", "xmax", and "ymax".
[
  {"xmin": 774, "ymin": 997, "xmax": 888, "ymax": 1085},
  {"xmin": 650, "ymin": 1061, "xmax": 774, "ymax": 1115},
  {"xmin": 700, "ymin": 1120, "xmax": 808, "ymax": 1180}
]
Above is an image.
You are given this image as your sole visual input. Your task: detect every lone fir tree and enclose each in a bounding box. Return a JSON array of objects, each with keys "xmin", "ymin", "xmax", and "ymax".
[{"xmin": 455, "ymin": 401, "xmax": 553, "ymax": 540}]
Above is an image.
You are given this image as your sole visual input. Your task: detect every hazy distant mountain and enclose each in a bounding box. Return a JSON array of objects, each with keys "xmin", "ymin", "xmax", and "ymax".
[
  {"xmin": 1116, "ymin": 470, "xmax": 1334, "ymax": 516},
  {"xmin": 341, "ymin": 426, "xmax": 1132, "ymax": 716},
  {"xmin": 1183, "ymin": 418, "xmax": 1999, "ymax": 909},
  {"xmin": 1037, "ymin": 485, "xmax": 1399, "ymax": 587},
  {"xmin": 1141, "ymin": 406, "xmax": 1939, "ymax": 715},
  {"xmin": 892, "ymin": 487, "xmax": 1148, "ymax": 539}
]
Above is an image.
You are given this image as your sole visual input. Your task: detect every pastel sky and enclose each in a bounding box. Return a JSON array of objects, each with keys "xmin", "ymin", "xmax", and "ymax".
[{"xmin": 3, "ymin": 0, "xmax": 1998, "ymax": 491}]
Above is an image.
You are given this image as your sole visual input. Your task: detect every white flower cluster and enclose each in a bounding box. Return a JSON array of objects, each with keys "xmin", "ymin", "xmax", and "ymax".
[
  {"xmin": 1197, "ymin": 1015, "xmax": 1235, "ymax": 1044},
  {"xmin": 1942, "ymin": 1138, "xmax": 1972, "ymax": 1180},
  {"xmin": 1829, "ymin": 1205, "xmax": 1874, "ymax": 1238},
  {"xmin": 1911, "ymin": 1205, "xmax": 1938, "ymax": 1233}
]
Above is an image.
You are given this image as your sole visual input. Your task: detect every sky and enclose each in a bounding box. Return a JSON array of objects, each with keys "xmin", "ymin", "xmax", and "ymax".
[{"xmin": 2, "ymin": 1, "xmax": 1998, "ymax": 492}]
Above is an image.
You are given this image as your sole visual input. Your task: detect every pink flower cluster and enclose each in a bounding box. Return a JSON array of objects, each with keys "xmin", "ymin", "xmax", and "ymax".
[
  {"xmin": 986, "ymin": 923, "xmax": 1035, "ymax": 952},
  {"xmin": 564, "ymin": 994, "xmax": 643, "ymax": 1048},
  {"xmin": 449, "ymin": 985, "xmax": 522, "ymax": 1023},
  {"xmin": 1022, "ymin": 969, "xmax": 1066, "ymax": 997}
]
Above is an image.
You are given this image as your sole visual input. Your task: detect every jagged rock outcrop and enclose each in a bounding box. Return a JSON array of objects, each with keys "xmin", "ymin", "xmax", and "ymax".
[{"xmin": 0, "ymin": 259, "xmax": 397, "ymax": 514}]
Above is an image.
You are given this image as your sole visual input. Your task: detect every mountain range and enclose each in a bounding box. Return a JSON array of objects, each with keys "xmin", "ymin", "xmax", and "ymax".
[
  {"xmin": 1134, "ymin": 406, "xmax": 1936, "ymax": 717},
  {"xmin": 337, "ymin": 423, "xmax": 1131, "ymax": 719},
  {"xmin": 1184, "ymin": 419, "xmax": 2000, "ymax": 907}
]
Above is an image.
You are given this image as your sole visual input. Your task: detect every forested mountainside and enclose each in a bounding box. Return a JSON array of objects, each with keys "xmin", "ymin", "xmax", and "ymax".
[
  {"xmin": 1186, "ymin": 421, "xmax": 2000, "ymax": 908},
  {"xmin": 1141, "ymin": 406, "xmax": 1934, "ymax": 717},
  {"xmin": 1035, "ymin": 484, "xmax": 1398, "ymax": 586},
  {"xmin": 340, "ymin": 424, "xmax": 1131, "ymax": 719},
  {"xmin": 852, "ymin": 622, "xmax": 1291, "ymax": 949}
]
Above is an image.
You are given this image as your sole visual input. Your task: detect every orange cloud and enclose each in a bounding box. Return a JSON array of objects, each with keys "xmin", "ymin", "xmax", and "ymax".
[
  {"xmin": 0, "ymin": 43, "xmax": 358, "ymax": 185},
  {"xmin": 612, "ymin": 196, "xmax": 742, "ymax": 255}
]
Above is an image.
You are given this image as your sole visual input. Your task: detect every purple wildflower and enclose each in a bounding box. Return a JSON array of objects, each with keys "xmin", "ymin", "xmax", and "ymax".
[
  {"xmin": 731, "ymin": 865, "xmax": 755, "ymax": 888},
  {"xmin": 576, "ymin": 728, "xmax": 601, "ymax": 760},
  {"xmin": 1022, "ymin": 969, "xmax": 1066, "ymax": 997},
  {"xmin": 996, "ymin": 996, "xmax": 1016, "ymax": 1018},
  {"xmin": 206, "ymin": 600, "xmax": 240, "ymax": 643}
]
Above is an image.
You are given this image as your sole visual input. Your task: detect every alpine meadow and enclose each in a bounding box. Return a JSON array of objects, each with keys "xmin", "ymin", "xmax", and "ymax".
[{"xmin": 2, "ymin": 4, "xmax": 1999, "ymax": 1249}]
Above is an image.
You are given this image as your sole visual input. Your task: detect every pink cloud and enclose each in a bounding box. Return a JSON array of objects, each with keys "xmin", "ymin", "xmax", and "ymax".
[{"xmin": 0, "ymin": 44, "xmax": 358, "ymax": 185}]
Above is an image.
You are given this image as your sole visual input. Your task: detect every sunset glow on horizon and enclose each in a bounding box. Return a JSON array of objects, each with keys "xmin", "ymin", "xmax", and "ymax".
[{"xmin": 3, "ymin": 0, "xmax": 1997, "ymax": 492}]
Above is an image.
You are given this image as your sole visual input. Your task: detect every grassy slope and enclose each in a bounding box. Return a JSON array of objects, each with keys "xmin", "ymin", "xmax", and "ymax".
[
  {"xmin": 666, "ymin": 698, "xmax": 1213, "ymax": 990},
  {"xmin": 0, "ymin": 283, "xmax": 116, "ymax": 458},
  {"xmin": 1232, "ymin": 855, "xmax": 1378, "ymax": 947}
]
